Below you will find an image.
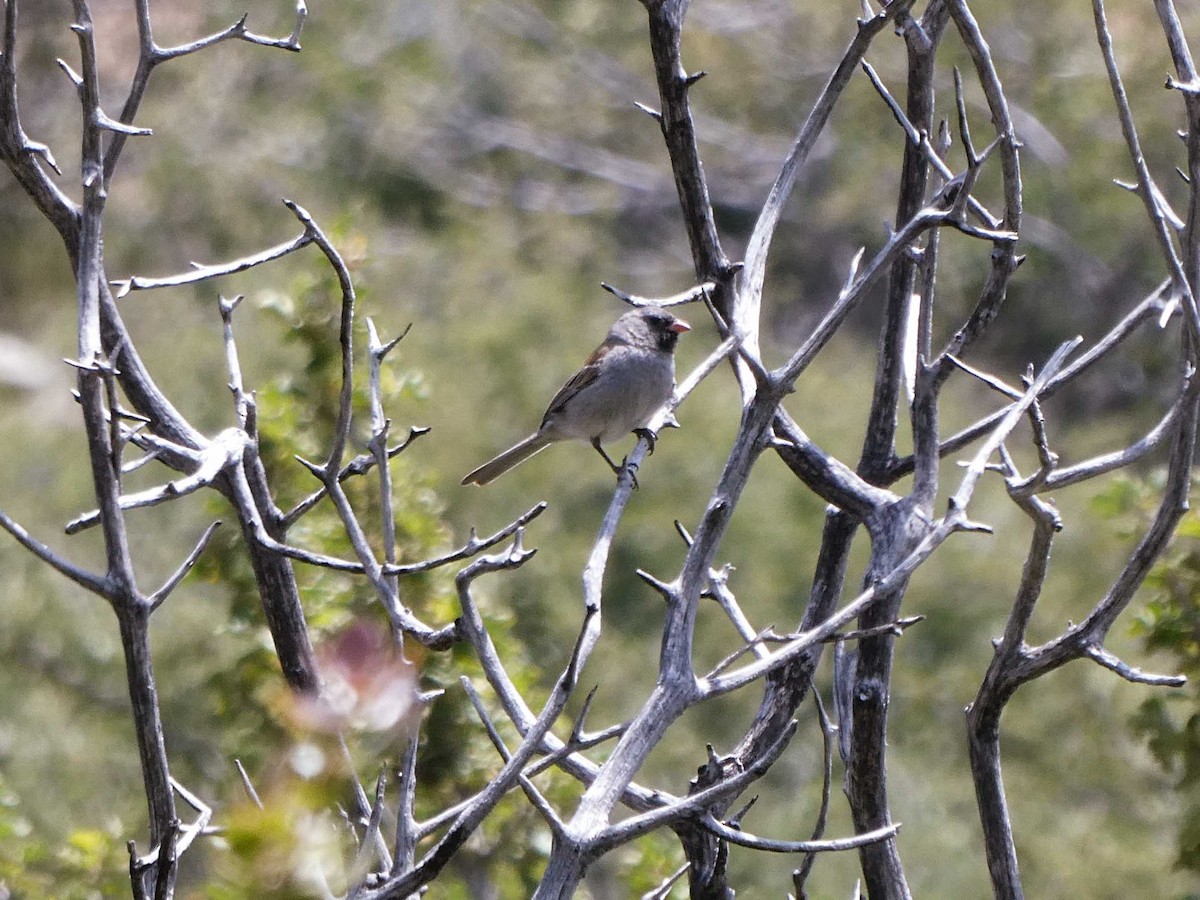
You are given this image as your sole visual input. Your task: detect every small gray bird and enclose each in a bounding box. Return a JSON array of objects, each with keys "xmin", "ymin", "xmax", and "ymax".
[{"xmin": 461, "ymin": 306, "xmax": 690, "ymax": 486}]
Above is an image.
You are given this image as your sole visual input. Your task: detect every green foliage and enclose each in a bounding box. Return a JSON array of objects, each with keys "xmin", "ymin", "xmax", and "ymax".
[
  {"xmin": 1123, "ymin": 476, "xmax": 1200, "ymax": 878},
  {"xmin": 4, "ymin": 0, "xmax": 1200, "ymax": 896},
  {"xmin": 181, "ymin": 221, "xmax": 593, "ymax": 894},
  {"xmin": 0, "ymin": 775, "xmax": 129, "ymax": 900}
]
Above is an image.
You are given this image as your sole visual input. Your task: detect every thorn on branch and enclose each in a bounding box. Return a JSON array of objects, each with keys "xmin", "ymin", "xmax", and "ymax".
[
  {"xmin": 369, "ymin": 319, "xmax": 412, "ymax": 361},
  {"xmin": 218, "ymin": 293, "xmax": 244, "ymax": 317},
  {"xmin": 294, "ymin": 453, "xmax": 326, "ymax": 480},
  {"xmin": 634, "ymin": 101, "xmax": 663, "ymax": 122},
  {"xmin": 956, "ymin": 518, "xmax": 994, "ymax": 535},
  {"xmin": 1166, "ymin": 74, "xmax": 1200, "ymax": 95},
  {"xmin": 97, "ymin": 110, "xmax": 153, "ymax": 136},
  {"xmin": 569, "ymin": 686, "xmax": 600, "ymax": 744},
  {"xmin": 674, "ymin": 519, "xmax": 694, "ymax": 545},
  {"xmin": 636, "ymin": 567, "xmax": 675, "ymax": 600},
  {"xmin": 728, "ymin": 795, "xmax": 758, "ymax": 827},
  {"xmin": 839, "ymin": 247, "xmax": 866, "ymax": 301},
  {"xmin": 23, "ymin": 139, "xmax": 62, "ymax": 175},
  {"xmin": 55, "ymin": 57, "xmax": 83, "ymax": 88},
  {"xmin": 821, "ymin": 615, "xmax": 925, "ymax": 643}
]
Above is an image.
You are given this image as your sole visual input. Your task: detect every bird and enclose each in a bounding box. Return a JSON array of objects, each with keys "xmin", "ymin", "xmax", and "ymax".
[{"xmin": 461, "ymin": 305, "xmax": 690, "ymax": 486}]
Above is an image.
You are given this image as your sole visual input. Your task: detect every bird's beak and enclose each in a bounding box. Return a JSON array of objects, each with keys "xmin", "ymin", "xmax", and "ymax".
[{"xmin": 670, "ymin": 319, "xmax": 691, "ymax": 334}]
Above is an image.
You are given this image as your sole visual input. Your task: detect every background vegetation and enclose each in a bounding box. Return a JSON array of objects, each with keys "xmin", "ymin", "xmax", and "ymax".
[{"xmin": 1, "ymin": 0, "xmax": 1198, "ymax": 896}]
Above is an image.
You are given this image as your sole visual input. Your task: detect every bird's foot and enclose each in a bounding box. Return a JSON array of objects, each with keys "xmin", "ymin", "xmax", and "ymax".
[
  {"xmin": 619, "ymin": 456, "xmax": 640, "ymax": 490},
  {"xmin": 593, "ymin": 437, "xmax": 638, "ymax": 489},
  {"xmin": 633, "ymin": 427, "xmax": 657, "ymax": 455}
]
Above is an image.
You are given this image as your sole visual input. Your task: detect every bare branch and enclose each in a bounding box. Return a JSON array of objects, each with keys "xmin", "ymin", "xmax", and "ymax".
[
  {"xmin": 234, "ymin": 759, "xmax": 263, "ymax": 809},
  {"xmin": 111, "ymin": 230, "xmax": 314, "ymax": 298},
  {"xmin": 66, "ymin": 428, "xmax": 248, "ymax": 534},
  {"xmin": 600, "ymin": 279, "xmax": 716, "ymax": 310},
  {"xmin": 0, "ymin": 509, "xmax": 114, "ymax": 600},
  {"xmin": 147, "ymin": 521, "xmax": 222, "ymax": 612},
  {"xmin": 1093, "ymin": 0, "xmax": 1200, "ymax": 343},
  {"xmin": 280, "ymin": 426, "xmax": 430, "ymax": 529},
  {"xmin": 741, "ymin": 0, "xmax": 918, "ymax": 345},
  {"xmin": 1084, "ymin": 644, "xmax": 1186, "ymax": 687},
  {"xmin": 592, "ymin": 721, "xmax": 799, "ymax": 854},
  {"xmin": 641, "ymin": 864, "xmax": 690, "ymax": 900},
  {"xmin": 703, "ymin": 815, "xmax": 899, "ymax": 855}
]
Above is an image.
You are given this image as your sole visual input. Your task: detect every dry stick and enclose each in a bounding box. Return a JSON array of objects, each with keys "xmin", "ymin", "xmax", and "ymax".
[
  {"xmin": 8, "ymin": 0, "xmax": 322, "ymax": 704},
  {"xmin": 590, "ymin": 721, "xmax": 801, "ymax": 855},
  {"xmin": 111, "ymin": 229, "xmax": 314, "ymax": 298},
  {"xmin": 1155, "ymin": 0, "xmax": 1200, "ymax": 278},
  {"xmin": 65, "ymin": 427, "xmax": 249, "ymax": 534},
  {"xmin": 219, "ymin": 294, "xmax": 252, "ymax": 428},
  {"xmin": 0, "ymin": 0, "xmax": 80, "ymax": 238},
  {"xmin": 460, "ymin": 677, "xmax": 566, "ymax": 835},
  {"xmin": 967, "ymin": 398, "xmax": 1187, "ymax": 899},
  {"xmin": 228, "ymin": 208, "xmax": 538, "ymax": 651},
  {"xmin": 672, "ymin": 520, "xmax": 771, "ymax": 665},
  {"xmin": 702, "ymin": 338, "xmax": 1079, "ymax": 702},
  {"xmin": 167, "ymin": 778, "xmax": 212, "ymax": 860},
  {"xmin": 966, "ymin": 313, "xmax": 1199, "ymax": 900},
  {"xmin": 366, "ymin": 318, "xmax": 412, "ymax": 605},
  {"xmin": 895, "ymin": 282, "xmax": 1178, "ymax": 479},
  {"xmin": 702, "ymin": 815, "xmax": 898, "ymax": 856},
  {"xmin": 1093, "ymin": 0, "xmax": 1200, "ymax": 344},
  {"xmin": 64, "ymin": 4, "xmax": 177, "ymax": 896},
  {"xmin": 771, "ymin": 409, "xmax": 896, "ymax": 518},
  {"xmin": 105, "ymin": 206, "xmax": 323, "ymax": 695},
  {"xmin": 938, "ymin": 0, "xmax": 1024, "ymax": 376},
  {"xmin": 641, "ymin": 864, "xmax": 690, "ymax": 900},
  {"xmin": 859, "ymin": 57, "xmax": 1000, "ymax": 230},
  {"xmin": 243, "ymin": 457, "xmax": 546, "ymax": 581},
  {"xmin": 0, "ymin": 509, "xmax": 115, "ymax": 599},
  {"xmin": 391, "ymin": 734, "xmax": 419, "ymax": 875},
  {"xmin": 276, "ymin": 206, "xmax": 420, "ymax": 646},
  {"xmin": 639, "ymin": 0, "xmax": 731, "ymax": 283},
  {"xmin": 280, "ymin": 427, "xmax": 429, "ymax": 530},
  {"xmin": 793, "ymin": 691, "xmax": 836, "ymax": 897},
  {"xmin": 357, "ymin": 542, "xmax": 593, "ymax": 899},
  {"xmin": 281, "ymin": 200, "xmax": 357, "ymax": 474},
  {"xmin": 740, "ymin": 0, "xmax": 919, "ymax": 362},
  {"xmin": 600, "ymin": 279, "xmax": 714, "ymax": 310},
  {"xmin": 349, "ymin": 770, "xmax": 389, "ymax": 882},
  {"xmin": 339, "ymin": 734, "xmax": 394, "ymax": 877},
  {"xmin": 1016, "ymin": 380, "xmax": 1189, "ymax": 494},
  {"xmin": 625, "ymin": 9, "xmax": 954, "ymax": 894},
  {"xmin": 147, "ymin": 521, "xmax": 223, "ymax": 611},
  {"xmin": 775, "ymin": 204, "xmax": 1014, "ymax": 391},
  {"xmin": 234, "ymin": 760, "xmax": 263, "ymax": 809},
  {"xmin": 105, "ymin": 0, "xmax": 304, "ymax": 186}
]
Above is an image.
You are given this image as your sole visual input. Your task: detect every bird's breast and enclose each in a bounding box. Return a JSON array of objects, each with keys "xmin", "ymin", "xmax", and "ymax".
[{"xmin": 545, "ymin": 349, "xmax": 674, "ymax": 444}]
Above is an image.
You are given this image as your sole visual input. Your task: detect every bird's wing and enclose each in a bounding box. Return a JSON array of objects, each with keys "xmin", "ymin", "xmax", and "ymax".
[{"xmin": 540, "ymin": 361, "xmax": 602, "ymax": 428}]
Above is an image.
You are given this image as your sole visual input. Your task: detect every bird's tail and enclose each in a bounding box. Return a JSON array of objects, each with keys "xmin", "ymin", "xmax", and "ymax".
[{"xmin": 461, "ymin": 433, "xmax": 552, "ymax": 485}]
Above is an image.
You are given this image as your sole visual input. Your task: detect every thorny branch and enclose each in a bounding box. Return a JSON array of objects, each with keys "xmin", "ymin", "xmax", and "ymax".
[{"xmin": 3, "ymin": 0, "xmax": 1199, "ymax": 898}]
